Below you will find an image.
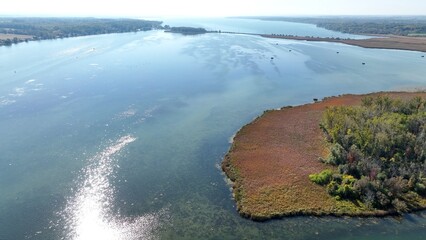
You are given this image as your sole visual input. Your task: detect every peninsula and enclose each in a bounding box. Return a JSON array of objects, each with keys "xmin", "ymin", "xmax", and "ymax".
[
  {"xmin": 222, "ymin": 92, "xmax": 426, "ymax": 221},
  {"xmin": 262, "ymin": 34, "xmax": 426, "ymax": 53}
]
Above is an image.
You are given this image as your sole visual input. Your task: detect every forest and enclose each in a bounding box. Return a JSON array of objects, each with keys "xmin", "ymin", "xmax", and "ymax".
[
  {"xmin": 0, "ymin": 17, "xmax": 163, "ymax": 46},
  {"xmin": 310, "ymin": 96, "xmax": 426, "ymax": 213},
  {"xmin": 252, "ymin": 16, "xmax": 426, "ymax": 36}
]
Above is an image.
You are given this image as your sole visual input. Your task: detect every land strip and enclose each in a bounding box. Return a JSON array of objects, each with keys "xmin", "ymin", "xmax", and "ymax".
[{"xmin": 262, "ymin": 34, "xmax": 426, "ymax": 53}]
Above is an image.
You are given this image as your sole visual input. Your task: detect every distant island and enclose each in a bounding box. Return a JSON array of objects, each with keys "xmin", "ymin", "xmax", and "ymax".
[
  {"xmin": 222, "ymin": 92, "xmax": 426, "ymax": 221},
  {"xmin": 0, "ymin": 17, "xmax": 162, "ymax": 46},
  {"xmin": 164, "ymin": 26, "xmax": 208, "ymax": 35}
]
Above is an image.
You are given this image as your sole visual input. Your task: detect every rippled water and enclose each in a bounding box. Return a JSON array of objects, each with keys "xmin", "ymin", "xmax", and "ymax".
[
  {"xmin": 60, "ymin": 135, "xmax": 163, "ymax": 240},
  {"xmin": 0, "ymin": 19, "xmax": 426, "ymax": 239}
]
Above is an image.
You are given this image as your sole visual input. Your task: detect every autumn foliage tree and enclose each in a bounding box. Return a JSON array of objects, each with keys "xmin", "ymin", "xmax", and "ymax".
[{"xmin": 310, "ymin": 96, "xmax": 426, "ymax": 212}]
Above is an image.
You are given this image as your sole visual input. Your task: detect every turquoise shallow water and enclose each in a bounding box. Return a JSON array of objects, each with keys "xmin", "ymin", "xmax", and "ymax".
[{"xmin": 0, "ymin": 19, "xmax": 426, "ymax": 239}]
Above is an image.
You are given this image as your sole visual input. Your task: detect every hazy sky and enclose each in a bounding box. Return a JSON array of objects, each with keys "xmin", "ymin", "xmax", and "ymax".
[{"xmin": 1, "ymin": 0, "xmax": 426, "ymax": 17}]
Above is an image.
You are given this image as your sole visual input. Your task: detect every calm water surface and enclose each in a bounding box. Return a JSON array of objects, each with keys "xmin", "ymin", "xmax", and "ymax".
[{"xmin": 0, "ymin": 19, "xmax": 426, "ymax": 239}]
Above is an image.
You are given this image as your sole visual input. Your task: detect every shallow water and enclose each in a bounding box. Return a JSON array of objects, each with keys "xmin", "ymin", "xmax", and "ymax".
[{"xmin": 0, "ymin": 19, "xmax": 426, "ymax": 239}]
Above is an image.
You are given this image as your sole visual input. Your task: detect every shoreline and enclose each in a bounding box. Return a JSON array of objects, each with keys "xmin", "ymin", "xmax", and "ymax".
[
  {"xmin": 222, "ymin": 91, "xmax": 426, "ymax": 221},
  {"xmin": 261, "ymin": 34, "xmax": 426, "ymax": 53}
]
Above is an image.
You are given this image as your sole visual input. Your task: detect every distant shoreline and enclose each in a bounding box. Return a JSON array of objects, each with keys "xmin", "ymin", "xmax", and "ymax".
[
  {"xmin": 2, "ymin": 16, "xmax": 425, "ymax": 53},
  {"xmin": 0, "ymin": 17, "xmax": 162, "ymax": 47}
]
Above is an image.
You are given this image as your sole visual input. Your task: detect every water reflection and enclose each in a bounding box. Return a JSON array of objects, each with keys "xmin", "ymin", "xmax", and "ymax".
[{"xmin": 60, "ymin": 136, "xmax": 163, "ymax": 240}]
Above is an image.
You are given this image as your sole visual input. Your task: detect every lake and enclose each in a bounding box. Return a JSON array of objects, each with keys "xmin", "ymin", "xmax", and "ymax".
[{"xmin": 0, "ymin": 18, "xmax": 425, "ymax": 240}]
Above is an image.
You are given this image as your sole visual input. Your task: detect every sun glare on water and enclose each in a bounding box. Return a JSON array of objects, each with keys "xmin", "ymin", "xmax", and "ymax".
[{"xmin": 59, "ymin": 135, "xmax": 163, "ymax": 240}]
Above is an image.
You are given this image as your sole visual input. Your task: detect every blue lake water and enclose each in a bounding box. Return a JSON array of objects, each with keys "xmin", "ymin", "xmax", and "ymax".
[{"xmin": 0, "ymin": 18, "xmax": 426, "ymax": 239}]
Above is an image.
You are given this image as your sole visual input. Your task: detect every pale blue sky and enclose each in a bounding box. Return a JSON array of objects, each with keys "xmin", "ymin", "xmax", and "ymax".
[{"xmin": 1, "ymin": 0, "xmax": 426, "ymax": 17}]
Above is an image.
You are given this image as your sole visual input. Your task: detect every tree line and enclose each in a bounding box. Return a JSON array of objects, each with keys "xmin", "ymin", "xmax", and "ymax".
[
  {"xmin": 0, "ymin": 17, "xmax": 163, "ymax": 46},
  {"xmin": 310, "ymin": 96, "xmax": 426, "ymax": 213},
  {"xmin": 165, "ymin": 26, "xmax": 208, "ymax": 35},
  {"xmin": 250, "ymin": 16, "xmax": 426, "ymax": 36}
]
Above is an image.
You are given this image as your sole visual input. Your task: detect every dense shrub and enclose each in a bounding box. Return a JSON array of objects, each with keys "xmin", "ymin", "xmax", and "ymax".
[
  {"xmin": 309, "ymin": 170, "xmax": 333, "ymax": 185},
  {"xmin": 311, "ymin": 96, "xmax": 426, "ymax": 212}
]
